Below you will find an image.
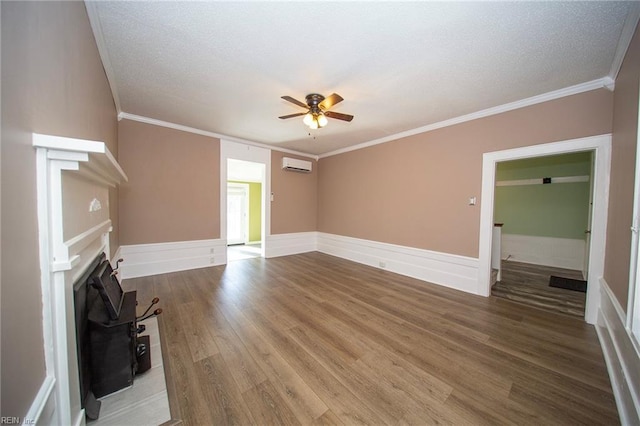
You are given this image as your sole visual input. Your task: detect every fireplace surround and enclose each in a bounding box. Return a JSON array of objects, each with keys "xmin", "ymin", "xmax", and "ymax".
[{"xmin": 33, "ymin": 133, "xmax": 127, "ymax": 425}]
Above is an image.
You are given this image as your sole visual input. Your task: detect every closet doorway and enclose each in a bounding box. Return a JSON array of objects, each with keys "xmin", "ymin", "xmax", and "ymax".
[
  {"xmin": 478, "ymin": 134, "xmax": 611, "ymax": 325},
  {"xmin": 490, "ymin": 152, "xmax": 594, "ymax": 317}
]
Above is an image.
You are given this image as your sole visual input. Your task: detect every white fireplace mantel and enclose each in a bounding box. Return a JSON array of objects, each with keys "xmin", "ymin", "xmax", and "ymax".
[{"xmin": 33, "ymin": 133, "xmax": 127, "ymax": 426}]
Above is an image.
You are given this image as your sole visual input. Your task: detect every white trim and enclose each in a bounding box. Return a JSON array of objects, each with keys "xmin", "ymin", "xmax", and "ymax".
[
  {"xmin": 496, "ymin": 175, "xmax": 589, "ymax": 186},
  {"xmin": 118, "ymin": 79, "xmax": 614, "ymax": 162},
  {"xmin": 597, "ymin": 278, "xmax": 640, "ymax": 425},
  {"xmin": 119, "ymin": 113, "xmax": 318, "ymax": 160},
  {"xmin": 265, "ymin": 232, "xmax": 318, "ymax": 258},
  {"xmin": 626, "ymin": 74, "xmax": 640, "ymax": 362},
  {"xmin": 501, "ymin": 234, "xmax": 585, "ymax": 271},
  {"xmin": 33, "ymin": 133, "xmax": 127, "ymax": 186},
  {"xmin": 319, "ymin": 79, "xmax": 611, "ymax": 159},
  {"xmin": 608, "ymin": 2, "xmax": 640, "ymax": 82},
  {"xmin": 34, "ymin": 133, "xmax": 126, "ymax": 425},
  {"xmin": 117, "ymin": 239, "xmax": 227, "ymax": 279},
  {"xmin": 24, "ymin": 376, "xmax": 56, "ymax": 425},
  {"xmin": 65, "ymin": 220, "xmax": 112, "ymax": 258},
  {"xmin": 85, "ymin": 1, "xmax": 122, "ymax": 114},
  {"xmin": 317, "ymin": 233, "xmax": 480, "ymax": 295},
  {"xmin": 478, "ymin": 134, "xmax": 611, "ymax": 325}
]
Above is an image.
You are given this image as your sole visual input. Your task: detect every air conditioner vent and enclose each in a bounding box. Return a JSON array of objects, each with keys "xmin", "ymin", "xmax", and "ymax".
[{"xmin": 282, "ymin": 157, "xmax": 312, "ymax": 173}]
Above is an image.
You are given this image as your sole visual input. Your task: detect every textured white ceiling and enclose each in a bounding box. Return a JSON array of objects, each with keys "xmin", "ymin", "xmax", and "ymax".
[{"xmin": 87, "ymin": 1, "xmax": 637, "ymax": 156}]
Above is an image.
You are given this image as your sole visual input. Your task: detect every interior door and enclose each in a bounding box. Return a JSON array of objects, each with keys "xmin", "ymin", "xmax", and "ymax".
[
  {"xmin": 583, "ymin": 151, "xmax": 595, "ymax": 279},
  {"xmin": 227, "ymin": 183, "xmax": 249, "ymax": 245}
]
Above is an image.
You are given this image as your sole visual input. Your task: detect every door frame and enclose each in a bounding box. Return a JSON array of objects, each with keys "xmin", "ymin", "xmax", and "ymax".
[
  {"xmin": 478, "ymin": 134, "xmax": 612, "ymax": 324},
  {"xmin": 220, "ymin": 140, "xmax": 271, "ymax": 260},
  {"xmin": 626, "ymin": 78, "xmax": 640, "ymax": 352}
]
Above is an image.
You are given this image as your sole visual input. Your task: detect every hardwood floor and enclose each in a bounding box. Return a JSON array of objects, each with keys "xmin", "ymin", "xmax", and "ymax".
[
  {"xmin": 492, "ymin": 261, "xmax": 587, "ymax": 317},
  {"xmin": 122, "ymin": 252, "xmax": 618, "ymax": 425}
]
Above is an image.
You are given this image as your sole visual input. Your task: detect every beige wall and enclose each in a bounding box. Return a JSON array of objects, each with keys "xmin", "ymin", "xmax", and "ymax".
[
  {"xmin": 271, "ymin": 151, "xmax": 318, "ymax": 234},
  {"xmin": 118, "ymin": 120, "xmax": 220, "ymax": 244},
  {"xmin": 318, "ymin": 88, "xmax": 613, "ymax": 258},
  {"xmin": 605, "ymin": 25, "xmax": 640, "ymax": 311},
  {"xmin": 1, "ymin": 1, "xmax": 118, "ymax": 418}
]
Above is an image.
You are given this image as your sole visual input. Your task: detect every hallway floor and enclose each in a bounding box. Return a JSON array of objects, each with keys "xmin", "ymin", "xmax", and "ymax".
[{"xmin": 491, "ymin": 261, "xmax": 586, "ymax": 317}]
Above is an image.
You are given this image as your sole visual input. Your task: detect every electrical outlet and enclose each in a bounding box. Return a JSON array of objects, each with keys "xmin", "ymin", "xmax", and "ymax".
[
  {"xmin": 379, "ymin": 261, "xmax": 386, "ymax": 268},
  {"xmin": 210, "ymin": 257, "xmax": 215, "ymax": 264},
  {"xmin": 210, "ymin": 248, "xmax": 215, "ymax": 254}
]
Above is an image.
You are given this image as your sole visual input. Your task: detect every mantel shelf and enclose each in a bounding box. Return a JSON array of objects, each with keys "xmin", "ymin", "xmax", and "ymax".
[{"xmin": 33, "ymin": 133, "xmax": 128, "ymax": 186}]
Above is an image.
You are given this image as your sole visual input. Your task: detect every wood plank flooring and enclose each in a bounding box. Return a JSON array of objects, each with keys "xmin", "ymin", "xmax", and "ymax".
[
  {"xmin": 122, "ymin": 252, "xmax": 618, "ymax": 425},
  {"xmin": 492, "ymin": 261, "xmax": 586, "ymax": 317}
]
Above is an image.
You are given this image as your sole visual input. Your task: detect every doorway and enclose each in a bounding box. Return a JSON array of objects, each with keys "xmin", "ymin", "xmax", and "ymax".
[
  {"xmin": 490, "ymin": 152, "xmax": 593, "ymax": 317},
  {"xmin": 227, "ymin": 182, "xmax": 249, "ymax": 245},
  {"xmin": 478, "ymin": 134, "xmax": 612, "ymax": 324},
  {"xmin": 226, "ymin": 159, "xmax": 265, "ymax": 261},
  {"xmin": 220, "ymin": 140, "xmax": 271, "ymax": 263}
]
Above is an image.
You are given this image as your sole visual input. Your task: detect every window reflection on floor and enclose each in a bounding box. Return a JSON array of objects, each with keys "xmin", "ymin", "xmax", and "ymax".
[{"xmin": 227, "ymin": 243, "xmax": 262, "ymax": 261}]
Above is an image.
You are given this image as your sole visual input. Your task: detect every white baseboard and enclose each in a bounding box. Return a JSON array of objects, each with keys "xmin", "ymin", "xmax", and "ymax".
[
  {"xmin": 502, "ymin": 234, "xmax": 585, "ymax": 271},
  {"xmin": 596, "ymin": 278, "xmax": 640, "ymax": 425},
  {"xmin": 25, "ymin": 375, "xmax": 56, "ymax": 425},
  {"xmin": 117, "ymin": 239, "xmax": 227, "ymax": 279},
  {"xmin": 317, "ymin": 232, "xmax": 480, "ymax": 295},
  {"xmin": 265, "ymin": 232, "xmax": 318, "ymax": 258}
]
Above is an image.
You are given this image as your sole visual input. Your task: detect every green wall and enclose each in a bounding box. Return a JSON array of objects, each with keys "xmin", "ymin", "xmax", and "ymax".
[
  {"xmin": 229, "ymin": 180, "xmax": 262, "ymax": 242},
  {"xmin": 494, "ymin": 152, "xmax": 592, "ymax": 239}
]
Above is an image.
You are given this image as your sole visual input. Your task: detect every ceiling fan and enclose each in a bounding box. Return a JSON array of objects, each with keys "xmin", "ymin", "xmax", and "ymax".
[{"xmin": 279, "ymin": 93, "xmax": 354, "ymax": 129}]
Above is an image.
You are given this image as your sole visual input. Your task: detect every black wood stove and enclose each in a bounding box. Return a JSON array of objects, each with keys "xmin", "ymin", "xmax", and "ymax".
[{"xmin": 73, "ymin": 253, "xmax": 161, "ymax": 420}]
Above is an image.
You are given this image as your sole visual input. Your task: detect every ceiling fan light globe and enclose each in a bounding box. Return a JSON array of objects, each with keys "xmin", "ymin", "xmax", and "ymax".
[
  {"xmin": 303, "ymin": 113, "xmax": 313, "ymax": 126},
  {"xmin": 318, "ymin": 114, "xmax": 328, "ymax": 127},
  {"xmin": 309, "ymin": 119, "xmax": 319, "ymax": 130}
]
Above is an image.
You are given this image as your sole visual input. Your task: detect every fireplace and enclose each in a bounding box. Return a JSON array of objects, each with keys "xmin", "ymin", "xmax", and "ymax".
[
  {"xmin": 34, "ymin": 133, "xmax": 128, "ymax": 424},
  {"xmin": 73, "ymin": 252, "xmax": 152, "ymax": 420}
]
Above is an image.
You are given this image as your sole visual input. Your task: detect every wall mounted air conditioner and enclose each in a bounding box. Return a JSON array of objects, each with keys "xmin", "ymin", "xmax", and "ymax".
[{"xmin": 282, "ymin": 157, "xmax": 312, "ymax": 173}]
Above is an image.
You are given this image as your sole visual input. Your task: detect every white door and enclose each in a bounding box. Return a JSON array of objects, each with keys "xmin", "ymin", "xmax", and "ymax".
[
  {"xmin": 583, "ymin": 151, "xmax": 595, "ymax": 279},
  {"xmin": 227, "ymin": 183, "xmax": 249, "ymax": 245}
]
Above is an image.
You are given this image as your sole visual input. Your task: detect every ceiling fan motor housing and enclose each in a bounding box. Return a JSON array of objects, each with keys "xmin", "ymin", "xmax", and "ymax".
[{"xmin": 306, "ymin": 93, "xmax": 325, "ymax": 109}]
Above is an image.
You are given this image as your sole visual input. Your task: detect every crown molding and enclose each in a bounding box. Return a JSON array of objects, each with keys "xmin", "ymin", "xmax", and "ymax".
[
  {"xmin": 318, "ymin": 77, "xmax": 611, "ymax": 159},
  {"xmin": 118, "ymin": 112, "xmax": 319, "ymax": 160},
  {"xmin": 85, "ymin": 1, "xmax": 122, "ymax": 114},
  {"xmin": 608, "ymin": 2, "xmax": 640, "ymax": 82}
]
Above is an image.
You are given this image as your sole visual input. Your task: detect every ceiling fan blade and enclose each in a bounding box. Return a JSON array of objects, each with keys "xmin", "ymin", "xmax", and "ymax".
[
  {"xmin": 279, "ymin": 112, "xmax": 306, "ymax": 119},
  {"xmin": 325, "ymin": 111, "xmax": 354, "ymax": 122},
  {"xmin": 319, "ymin": 93, "xmax": 344, "ymax": 110},
  {"xmin": 281, "ymin": 95, "xmax": 308, "ymax": 109}
]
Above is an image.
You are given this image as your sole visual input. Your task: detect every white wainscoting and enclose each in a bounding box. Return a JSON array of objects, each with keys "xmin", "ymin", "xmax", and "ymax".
[
  {"xmin": 116, "ymin": 232, "xmax": 480, "ymax": 295},
  {"xmin": 265, "ymin": 232, "xmax": 318, "ymax": 258},
  {"xmin": 597, "ymin": 278, "xmax": 640, "ymax": 425},
  {"xmin": 501, "ymin": 234, "xmax": 585, "ymax": 271},
  {"xmin": 317, "ymin": 233, "xmax": 480, "ymax": 295},
  {"xmin": 117, "ymin": 239, "xmax": 227, "ymax": 279},
  {"xmin": 24, "ymin": 376, "xmax": 56, "ymax": 425}
]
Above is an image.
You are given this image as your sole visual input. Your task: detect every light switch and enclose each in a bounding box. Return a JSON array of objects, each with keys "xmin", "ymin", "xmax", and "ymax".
[{"xmin": 469, "ymin": 197, "xmax": 477, "ymax": 206}]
